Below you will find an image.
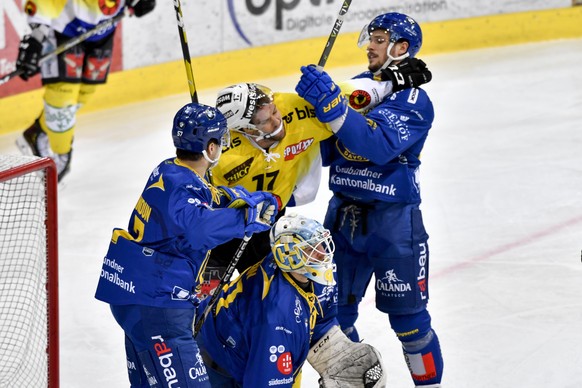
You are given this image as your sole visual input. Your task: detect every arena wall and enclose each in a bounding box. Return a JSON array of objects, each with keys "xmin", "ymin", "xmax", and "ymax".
[{"xmin": 1, "ymin": 1, "xmax": 581, "ymax": 134}]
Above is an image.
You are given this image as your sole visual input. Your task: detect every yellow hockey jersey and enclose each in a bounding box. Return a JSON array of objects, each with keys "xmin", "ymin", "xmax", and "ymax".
[{"xmin": 210, "ymin": 92, "xmax": 333, "ymax": 209}]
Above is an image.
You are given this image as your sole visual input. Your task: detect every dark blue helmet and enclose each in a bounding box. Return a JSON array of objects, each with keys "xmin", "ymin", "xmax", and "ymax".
[
  {"xmin": 172, "ymin": 103, "xmax": 228, "ymax": 153},
  {"xmin": 366, "ymin": 12, "xmax": 423, "ymax": 58}
]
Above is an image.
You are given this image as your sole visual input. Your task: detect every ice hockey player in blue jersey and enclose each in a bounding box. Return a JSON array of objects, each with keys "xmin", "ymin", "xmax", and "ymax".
[
  {"xmin": 196, "ymin": 213, "xmax": 387, "ymax": 387},
  {"xmin": 95, "ymin": 102, "xmax": 278, "ymax": 388},
  {"xmin": 296, "ymin": 12, "xmax": 444, "ymax": 388}
]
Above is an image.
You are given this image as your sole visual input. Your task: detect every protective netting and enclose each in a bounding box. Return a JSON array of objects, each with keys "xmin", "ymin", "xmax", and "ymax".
[{"xmin": 0, "ymin": 155, "xmax": 53, "ymax": 388}]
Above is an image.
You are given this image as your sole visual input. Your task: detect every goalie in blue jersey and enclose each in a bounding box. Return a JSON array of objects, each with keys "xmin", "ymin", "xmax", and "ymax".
[
  {"xmin": 95, "ymin": 103, "xmax": 278, "ymax": 387},
  {"xmin": 196, "ymin": 213, "xmax": 386, "ymax": 387}
]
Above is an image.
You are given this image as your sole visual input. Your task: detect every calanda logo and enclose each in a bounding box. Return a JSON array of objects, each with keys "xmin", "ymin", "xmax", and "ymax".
[{"xmin": 226, "ymin": 0, "xmax": 336, "ymax": 45}]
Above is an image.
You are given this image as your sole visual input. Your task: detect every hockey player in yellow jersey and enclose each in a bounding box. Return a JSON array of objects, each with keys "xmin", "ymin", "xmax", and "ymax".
[
  {"xmin": 15, "ymin": 0, "xmax": 155, "ymax": 182},
  {"xmin": 204, "ymin": 83, "xmax": 333, "ymax": 288}
]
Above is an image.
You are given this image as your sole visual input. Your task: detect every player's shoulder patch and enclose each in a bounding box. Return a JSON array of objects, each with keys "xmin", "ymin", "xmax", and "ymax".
[{"xmin": 348, "ymin": 89, "xmax": 372, "ymax": 111}]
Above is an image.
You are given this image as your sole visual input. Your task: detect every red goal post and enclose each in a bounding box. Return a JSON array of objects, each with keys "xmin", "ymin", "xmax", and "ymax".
[{"xmin": 0, "ymin": 155, "xmax": 59, "ymax": 387}]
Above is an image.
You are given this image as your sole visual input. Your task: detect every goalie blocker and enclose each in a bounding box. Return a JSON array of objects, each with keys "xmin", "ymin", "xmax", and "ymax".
[{"xmin": 308, "ymin": 325, "xmax": 386, "ymax": 388}]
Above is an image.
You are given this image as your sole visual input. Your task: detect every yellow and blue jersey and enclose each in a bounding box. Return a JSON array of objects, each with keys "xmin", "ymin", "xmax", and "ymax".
[
  {"xmin": 95, "ymin": 158, "xmax": 249, "ymax": 308},
  {"xmin": 197, "ymin": 256, "xmax": 338, "ymax": 387}
]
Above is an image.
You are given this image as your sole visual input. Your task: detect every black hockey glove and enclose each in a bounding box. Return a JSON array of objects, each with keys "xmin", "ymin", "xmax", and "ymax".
[
  {"xmin": 381, "ymin": 57, "xmax": 432, "ymax": 92},
  {"xmin": 16, "ymin": 28, "xmax": 45, "ymax": 80},
  {"xmin": 128, "ymin": 0, "xmax": 156, "ymax": 17}
]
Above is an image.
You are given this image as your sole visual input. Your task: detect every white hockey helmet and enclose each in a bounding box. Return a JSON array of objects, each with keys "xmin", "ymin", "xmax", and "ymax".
[
  {"xmin": 270, "ymin": 214, "xmax": 336, "ymax": 286},
  {"xmin": 215, "ymin": 83, "xmax": 283, "ymax": 141}
]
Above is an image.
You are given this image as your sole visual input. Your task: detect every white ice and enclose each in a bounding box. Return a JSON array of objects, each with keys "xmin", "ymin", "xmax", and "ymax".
[{"xmin": 1, "ymin": 38, "xmax": 582, "ymax": 388}]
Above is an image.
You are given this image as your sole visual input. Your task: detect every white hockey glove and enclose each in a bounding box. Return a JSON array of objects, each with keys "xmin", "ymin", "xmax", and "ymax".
[{"xmin": 308, "ymin": 325, "xmax": 386, "ymax": 388}]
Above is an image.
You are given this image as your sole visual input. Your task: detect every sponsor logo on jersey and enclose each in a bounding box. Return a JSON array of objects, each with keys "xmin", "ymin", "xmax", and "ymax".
[
  {"xmin": 316, "ymin": 284, "xmax": 337, "ymax": 308},
  {"xmin": 188, "ymin": 348, "xmax": 208, "ymax": 381},
  {"xmin": 275, "ymin": 326, "xmax": 293, "ymax": 334},
  {"xmin": 282, "ymin": 106, "xmax": 316, "ymax": 124},
  {"xmin": 101, "ymin": 256, "xmax": 136, "ymax": 294},
  {"xmin": 151, "ymin": 335, "xmax": 192, "ymax": 385},
  {"xmin": 268, "ymin": 345, "xmax": 293, "ymax": 375},
  {"xmin": 407, "ymin": 88, "xmax": 419, "ymax": 104},
  {"xmin": 223, "ymin": 157, "xmax": 254, "ymax": 182},
  {"xmin": 336, "ymin": 140, "xmax": 369, "ymax": 162},
  {"xmin": 268, "ymin": 377, "xmax": 294, "ymax": 386},
  {"xmin": 348, "ymin": 89, "xmax": 372, "ymax": 110},
  {"xmin": 99, "ymin": 0, "xmax": 121, "ymax": 16},
  {"xmin": 386, "ymin": 111, "xmax": 411, "ymax": 142},
  {"xmin": 376, "ymin": 269, "xmax": 412, "ymax": 297},
  {"xmin": 223, "ymin": 136, "xmax": 243, "ymax": 152},
  {"xmin": 284, "ymin": 137, "xmax": 314, "ymax": 160},
  {"xmin": 276, "ymin": 352, "xmax": 293, "ymax": 375},
  {"xmin": 293, "ymin": 296, "xmax": 303, "ymax": 323},
  {"xmin": 417, "ymin": 242, "xmax": 428, "ymax": 300},
  {"xmin": 330, "ymin": 174, "xmax": 397, "ymax": 196}
]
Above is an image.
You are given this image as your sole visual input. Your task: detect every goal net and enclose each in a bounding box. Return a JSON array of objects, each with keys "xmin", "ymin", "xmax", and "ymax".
[{"xmin": 0, "ymin": 155, "xmax": 59, "ymax": 388}]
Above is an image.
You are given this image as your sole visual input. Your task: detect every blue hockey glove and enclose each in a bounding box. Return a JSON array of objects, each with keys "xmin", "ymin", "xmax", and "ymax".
[
  {"xmin": 244, "ymin": 192, "xmax": 278, "ymax": 234},
  {"xmin": 296, "ymin": 65, "xmax": 348, "ymax": 123},
  {"xmin": 216, "ymin": 185, "xmax": 255, "ymax": 209},
  {"xmin": 128, "ymin": 0, "xmax": 156, "ymax": 17}
]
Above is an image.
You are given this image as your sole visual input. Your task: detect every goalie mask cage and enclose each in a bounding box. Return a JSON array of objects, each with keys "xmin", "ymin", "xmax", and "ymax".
[{"xmin": 0, "ymin": 155, "xmax": 59, "ymax": 388}]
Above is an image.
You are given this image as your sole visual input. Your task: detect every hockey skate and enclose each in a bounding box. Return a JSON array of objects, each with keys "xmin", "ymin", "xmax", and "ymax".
[{"xmin": 16, "ymin": 119, "xmax": 72, "ymax": 182}]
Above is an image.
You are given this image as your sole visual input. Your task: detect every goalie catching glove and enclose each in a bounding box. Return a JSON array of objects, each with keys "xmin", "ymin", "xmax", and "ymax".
[{"xmin": 308, "ymin": 325, "xmax": 386, "ymax": 388}]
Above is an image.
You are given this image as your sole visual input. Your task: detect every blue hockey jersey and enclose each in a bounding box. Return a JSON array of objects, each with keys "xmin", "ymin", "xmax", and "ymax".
[
  {"xmin": 95, "ymin": 158, "xmax": 248, "ymax": 308},
  {"xmin": 321, "ymin": 72, "xmax": 435, "ymax": 204},
  {"xmin": 197, "ymin": 256, "xmax": 338, "ymax": 387}
]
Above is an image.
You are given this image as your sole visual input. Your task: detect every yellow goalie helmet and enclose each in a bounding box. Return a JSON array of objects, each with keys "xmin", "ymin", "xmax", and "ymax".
[{"xmin": 269, "ymin": 214, "xmax": 336, "ymax": 286}]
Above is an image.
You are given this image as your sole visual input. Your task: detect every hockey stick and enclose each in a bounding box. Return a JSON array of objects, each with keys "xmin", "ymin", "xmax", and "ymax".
[
  {"xmin": 193, "ymin": 234, "xmax": 252, "ymax": 337},
  {"xmin": 316, "ymin": 0, "xmax": 353, "ymax": 72},
  {"xmin": 0, "ymin": 12, "xmax": 125, "ymax": 87},
  {"xmin": 173, "ymin": 0, "xmax": 198, "ymax": 103}
]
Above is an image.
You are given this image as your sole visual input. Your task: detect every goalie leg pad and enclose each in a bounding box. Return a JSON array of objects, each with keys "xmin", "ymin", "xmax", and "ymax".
[{"xmin": 308, "ymin": 325, "xmax": 387, "ymax": 388}]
